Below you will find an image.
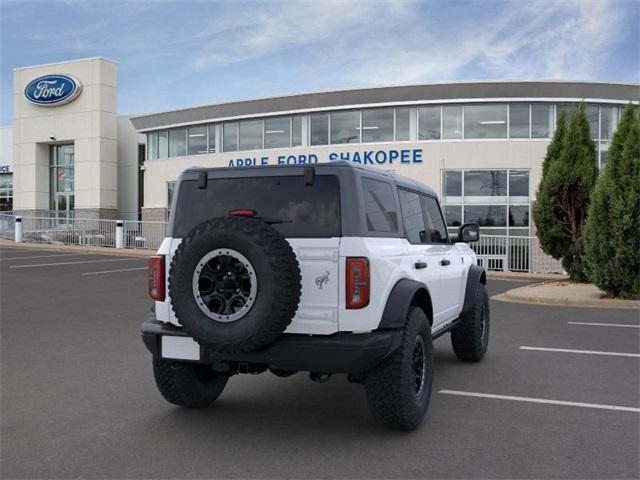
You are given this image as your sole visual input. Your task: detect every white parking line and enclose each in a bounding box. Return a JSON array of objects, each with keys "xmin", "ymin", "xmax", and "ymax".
[
  {"xmin": 10, "ymin": 258, "xmax": 143, "ymax": 269},
  {"xmin": 82, "ymin": 267, "xmax": 148, "ymax": 276},
  {"xmin": 520, "ymin": 346, "xmax": 640, "ymax": 358},
  {"xmin": 0, "ymin": 253, "xmax": 87, "ymax": 261},
  {"xmin": 439, "ymin": 390, "xmax": 640, "ymax": 413},
  {"xmin": 568, "ymin": 322, "xmax": 640, "ymax": 329}
]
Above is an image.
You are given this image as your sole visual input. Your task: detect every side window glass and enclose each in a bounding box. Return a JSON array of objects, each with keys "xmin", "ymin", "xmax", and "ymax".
[
  {"xmin": 398, "ymin": 189, "xmax": 427, "ymax": 244},
  {"xmin": 421, "ymin": 196, "xmax": 449, "ymax": 243},
  {"xmin": 361, "ymin": 178, "xmax": 398, "ymax": 233}
]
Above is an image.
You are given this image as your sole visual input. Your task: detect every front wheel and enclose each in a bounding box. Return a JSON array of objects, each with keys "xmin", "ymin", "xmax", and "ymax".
[
  {"xmin": 364, "ymin": 306, "xmax": 433, "ymax": 430},
  {"xmin": 451, "ymin": 283, "xmax": 490, "ymax": 362},
  {"xmin": 153, "ymin": 358, "xmax": 228, "ymax": 408}
]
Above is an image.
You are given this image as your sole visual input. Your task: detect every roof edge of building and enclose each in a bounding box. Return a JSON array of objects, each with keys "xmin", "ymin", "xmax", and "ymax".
[
  {"xmin": 130, "ymin": 80, "xmax": 640, "ymax": 131},
  {"xmin": 13, "ymin": 56, "xmax": 118, "ymax": 71}
]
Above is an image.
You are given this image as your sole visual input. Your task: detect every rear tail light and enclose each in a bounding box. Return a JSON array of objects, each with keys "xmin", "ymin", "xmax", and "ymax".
[
  {"xmin": 346, "ymin": 257, "xmax": 370, "ymax": 309},
  {"xmin": 148, "ymin": 255, "xmax": 165, "ymax": 301}
]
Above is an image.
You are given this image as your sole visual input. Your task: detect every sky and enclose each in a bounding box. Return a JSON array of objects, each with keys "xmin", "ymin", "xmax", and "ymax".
[{"xmin": 0, "ymin": 0, "xmax": 638, "ymax": 126}]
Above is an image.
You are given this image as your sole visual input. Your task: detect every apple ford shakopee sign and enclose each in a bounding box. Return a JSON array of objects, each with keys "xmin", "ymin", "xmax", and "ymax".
[{"xmin": 24, "ymin": 74, "xmax": 82, "ymax": 106}]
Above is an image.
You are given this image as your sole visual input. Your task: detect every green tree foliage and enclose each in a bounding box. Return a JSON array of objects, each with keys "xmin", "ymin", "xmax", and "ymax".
[
  {"xmin": 533, "ymin": 113, "xmax": 567, "ymax": 262},
  {"xmin": 533, "ymin": 105, "xmax": 598, "ymax": 281},
  {"xmin": 584, "ymin": 106, "xmax": 640, "ymax": 298},
  {"xmin": 542, "ymin": 111, "xmax": 567, "ymax": 177}
]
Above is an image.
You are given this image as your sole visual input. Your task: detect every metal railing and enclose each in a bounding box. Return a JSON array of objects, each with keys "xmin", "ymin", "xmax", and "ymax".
[
  {"xmin": 0, "ymin": 213, "xmax": 15, "ymax": 240},
  {"xmin": 471, "ymin": 235, "xmax": 564, "ymax": 274},
  {"xmin": 123, "ymin": 220, "xmax": 167, "ymax": 250},
  {"xmin": 20, "ymin": 216, "xmax": 118, "ymax": 248},
  {"xmin": 2, "ymin": 214, "xmax": 564, "ymax": 272},
  {"xmin": 0, "ymin": 213, "xmax": 168, "ymax": 251}
]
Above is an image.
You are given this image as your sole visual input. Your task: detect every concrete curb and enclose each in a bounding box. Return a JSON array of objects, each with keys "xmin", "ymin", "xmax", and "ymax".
[
  {"xmin": 0, "ymin": 238, "xmax": 153, "ymax": 258},
  {"xmin": 487, "ymin": 271, "xmax": 568, "ymax": 282},
  {"xmin": 493, "ymin": 281, "xmax": 640, "ymax": 310}
]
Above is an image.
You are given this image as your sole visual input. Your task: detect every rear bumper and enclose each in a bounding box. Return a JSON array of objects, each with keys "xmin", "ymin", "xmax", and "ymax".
[{"xmin": 141, "ymin": 319, "xmax": 402, "ymax": 374}]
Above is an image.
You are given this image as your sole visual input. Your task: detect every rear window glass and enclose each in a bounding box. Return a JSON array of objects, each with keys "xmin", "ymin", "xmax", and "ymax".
[{"xmin": 172, "ymin": 175, "xmax": 341, "ymax": 238}]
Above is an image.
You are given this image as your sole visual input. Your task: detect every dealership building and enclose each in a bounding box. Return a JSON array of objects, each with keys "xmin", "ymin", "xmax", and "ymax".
[{"xmin": 4, "ymin": 57, "xmax": 638, "ymax": 240}]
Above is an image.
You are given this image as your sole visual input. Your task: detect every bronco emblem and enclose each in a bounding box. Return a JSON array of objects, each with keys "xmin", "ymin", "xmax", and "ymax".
[{"xmin": 315, "ymin": 271, "xmax": 330, "ymax": 290}]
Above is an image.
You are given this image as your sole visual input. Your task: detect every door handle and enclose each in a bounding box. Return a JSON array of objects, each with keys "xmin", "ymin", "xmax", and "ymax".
[
  {"xmin": 414, "ymin": 261, "xmax": 427, "ymax": 269},
  {"xmin": 440, "ymin": 259, "xmax": 451, "ymax": 266}
]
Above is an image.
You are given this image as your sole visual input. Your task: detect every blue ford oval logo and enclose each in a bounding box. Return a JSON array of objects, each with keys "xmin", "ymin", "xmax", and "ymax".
[{"xmin": 24, "ymin": 74, "xmax": 82, "ymax": 106}]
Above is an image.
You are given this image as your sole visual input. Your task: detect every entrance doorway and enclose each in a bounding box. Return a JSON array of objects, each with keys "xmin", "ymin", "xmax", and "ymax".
[{"xmin": 50, "ymin": 144, "xmax": 75, "ymax": 221}]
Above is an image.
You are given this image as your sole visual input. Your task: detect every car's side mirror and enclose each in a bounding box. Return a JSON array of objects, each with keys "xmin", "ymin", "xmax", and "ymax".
[
  {"xmin": 458, "ymin": 223, "xmax": 480, "ymax": 243},
  {"xmin": 419, "ymin": 230, "xmax": 428, "ymax": 243}
]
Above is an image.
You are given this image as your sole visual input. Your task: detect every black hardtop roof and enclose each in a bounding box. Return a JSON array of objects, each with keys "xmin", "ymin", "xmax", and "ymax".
[{"xmin": 181, "ymin": 161, "xmax": 437, "ymax": 197}]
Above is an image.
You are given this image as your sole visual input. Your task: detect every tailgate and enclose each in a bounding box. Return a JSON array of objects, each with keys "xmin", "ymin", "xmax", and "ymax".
[{"xmin": 285, "ymin": 238, "xmax": 340, "ymax": 334}]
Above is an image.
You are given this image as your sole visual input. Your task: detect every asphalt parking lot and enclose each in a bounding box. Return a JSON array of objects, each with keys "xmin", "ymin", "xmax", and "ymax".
[{"xmin": 1, "ymin": 245, "xmax": 638, "ymax": 479}]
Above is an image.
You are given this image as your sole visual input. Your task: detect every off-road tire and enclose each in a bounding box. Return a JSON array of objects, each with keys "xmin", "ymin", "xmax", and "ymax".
[
  {"xmin": 364, "ymin": 306, "xmax": 433, "ymax": 430},
  {"xmin": 153, "ymin": 358, "xmax": 228, "ymax": 408},
  {"xmin": 169, "ymin": 216, "xmax": 301, "ymax": 353},
  {"xmin": 451, "ymin": 283, "xmax": 489, "ymax": 362}
]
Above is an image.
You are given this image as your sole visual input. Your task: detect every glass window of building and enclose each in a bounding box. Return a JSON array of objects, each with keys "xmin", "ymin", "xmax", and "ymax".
[
  {"xmin": 167, "ymin": 181, "xmax": 176, "ymax": 208},
  {"xmin": 169, "ymin": 128, "xmax": 187, "ymax": 157},
  {"xmin": 158, "ymin": 131, "xmax": 168, "ymax": 159},
  {"xmin": 398, "ymin": 189, "xmax": 426, "ymax": 243},
  {"xmin": 531, "ymin": 104, "xmax": 552, "ymax": 138},
  {"xmin": 464, "ymin": 205, "xmax": 507, "ymax": 227},
  {"xmin": 239, "ymin": 120, "xmax": 263, "ymax": 150},
  {"xmin": 421, "ymin": 196, "xmax": 449, "ymax": 243},
  {"xmin": 292, "ymin": 116, "xmax": 303, "ymax": 147},
  {"xmin": 444, "ymin": 205, "xmax": 462, "ymax": 227},
  {"xmin": 419, "ymin": 106, "xmax": 441, "ymax": 140},
  {"xmin": 395, "ymin": 107, "xmax": 411, "ymax": 141},
  {"xmin": 600, "ymin": 106, "xmax": 619, "ymax": 140},
  {"xmin": 443, "ymin": 170, "xmax": 462, "ymax": 200},
  {"xmin": 187, "ymin": 126, "xmax": 207, "ymax": 155},
  {"xmin": 557, "ymin": 103, "xmax": 577, "ymax": 120},
  {"xmin": 208, "ymin": 124, "xmax": 216, "ymax": 153},
  {"xmin": 0, "ymin": 173, "xmax": 13, "ymax": 211},
  {"xmin": 265, "ymin": 117, "xmax": 291, "ymax": 149},
  {"xmin": 442, "ymin": 168, "xmax": 530, "ymax": 236},
  {"xmin": 361, "ymin": 177, "xmax": 398, "ymax": 232},
  {"xmin": 463, "ymin": 170, "xmax": 507, "ymax": 203},
  {"xmin": 362, "ymin": 108, "xmax": 394, "ymax": 143},
  {"xmin": 509, "ymin": 104, "xmax": 529, "ymax": 138},
  {"xmin": 49, "ymin": 144, "xmax": 75, "ymax": 217},
  {"xmin": 330, "ymin": 110, "xmax": 360, "ymax": 144},
  {"xmin": 464, "ymin": 104, "xmax": 507, "ymax": 139},
  {"xmin": 599, "ymin": 142, "xmax": 610, "ymax": 170},
  {"xmin": 310, "ymin": 113, "xmax": 329, "ymax": 145},
  {"xmin": 442, "ymin": 105, "xmax": 463, "ymax": 139},
  {"xmin": 223, "ymin": 122, "xmax": 239, "ymax": 152},
  {"xmin": 586, "ymin": 104, "xmax": 599, "ymax": 139},
  {"xmin": 147, "ymin": 132, "xmax": 158, "ymax": 160},
  {"xmin": 509, "ymin": 170, "xmax": 529, "ymax": 201},
  {"xmin": 508, "ymin": 205, "xmax": 529, "ymax": 227}
]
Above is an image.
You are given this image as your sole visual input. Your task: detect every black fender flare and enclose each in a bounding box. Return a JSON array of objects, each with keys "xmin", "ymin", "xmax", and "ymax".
[
  {"xmin": 461, "ymin": 265, "xmax": 486, "ymax": 315},
  {"xmin": 378, "ymin": 278, "xmax": 433, "ymax": 330}
]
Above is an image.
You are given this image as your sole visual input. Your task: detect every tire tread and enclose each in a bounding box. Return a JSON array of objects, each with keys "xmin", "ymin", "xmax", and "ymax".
[
  {"xmin": 153, "ymin": 358, "xmax": 228, "ymax": 408},
  {"xmin": 451, "ymin": 283, "xmax": 489, "ymax": 362},
  {"xmin": 169, "ymin": 217, "xmax": 301, "ymax": 353},
  {"xmin": 364, "ymin": 307, "xmax": 433, "ymax": 430}
]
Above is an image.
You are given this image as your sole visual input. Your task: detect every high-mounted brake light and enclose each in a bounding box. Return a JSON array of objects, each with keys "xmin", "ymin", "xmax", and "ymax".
[
  {"xmin": 346, "ymin": 257, "xmax": 370, "ymax": 309},
  {"xmin": 148, "ymin": 256, "xmax": 165, "ymax": 301},
  {"xmin": 229, "ymin": 209, "xmax": 257, "ymax": 217}
]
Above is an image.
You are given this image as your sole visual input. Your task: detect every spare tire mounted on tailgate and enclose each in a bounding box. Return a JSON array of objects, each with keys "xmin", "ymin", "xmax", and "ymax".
[{"xmin": 169, "ymin": 216, "xmax": 301, "ymax": 353}]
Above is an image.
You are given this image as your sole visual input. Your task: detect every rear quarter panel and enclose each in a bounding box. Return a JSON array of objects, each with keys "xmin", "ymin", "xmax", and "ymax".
[{"xmin": 338, "ymin": 237, "xmax": 415, "ymax": 333}]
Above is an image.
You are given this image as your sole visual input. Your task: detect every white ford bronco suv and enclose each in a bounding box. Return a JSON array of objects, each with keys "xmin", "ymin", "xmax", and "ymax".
[{"xmin": 142, "ymin": 161, "xmax": 488, "ymax": 430}]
